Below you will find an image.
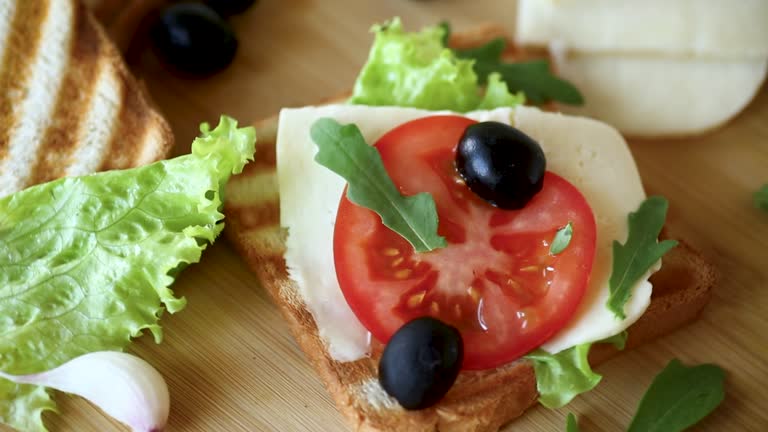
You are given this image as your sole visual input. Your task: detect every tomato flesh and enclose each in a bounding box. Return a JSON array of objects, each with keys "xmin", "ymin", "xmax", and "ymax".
[{"xmin": 333, "ymin": 116, "xmax": 597, "ymax": 370}]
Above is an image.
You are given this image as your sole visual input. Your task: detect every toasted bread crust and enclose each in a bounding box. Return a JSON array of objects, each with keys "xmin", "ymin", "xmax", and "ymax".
[
  {"xmin": 0, "ymin": 0, "xmax": 174, "ymax": 197},
  {"xmin": 27, "ymin": 0, "xmax": 103, "ymax": 185},
  {"xmin": 223, "ymin": 28, "xmax": 716, "ymax": 432}
]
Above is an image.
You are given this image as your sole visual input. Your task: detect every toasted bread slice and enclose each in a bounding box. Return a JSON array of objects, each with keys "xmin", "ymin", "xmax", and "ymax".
[
  {"xmin": 0, "ymin": 0, "xmax": 173, "ymax": 198},
  {"xmin": 222, "ymin": 28, "xmax": 716, "ymax": 432}
]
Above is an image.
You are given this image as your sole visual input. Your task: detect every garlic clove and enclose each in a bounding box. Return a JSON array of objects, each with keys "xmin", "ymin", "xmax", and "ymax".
[{"xmin": 0, "ymin": 352, "xmax": 169, "ymax": 432}]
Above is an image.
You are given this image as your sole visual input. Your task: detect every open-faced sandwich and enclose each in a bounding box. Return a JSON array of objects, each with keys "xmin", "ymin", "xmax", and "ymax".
[{"xmin": 224, "ymin": 19, "xmax": 717, "ymax": 431}]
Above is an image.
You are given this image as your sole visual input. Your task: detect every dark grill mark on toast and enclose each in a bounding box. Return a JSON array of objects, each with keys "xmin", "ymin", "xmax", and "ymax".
[
  {"xmin": 99, "ymin": 60, "xmax": 150, "ymax": 170},
  {"xmin": 29, "ymin": 1, "xmax": 101, "ymax": 186},
  {"xmin": 0, "ymin": 0, "xmax": 47, "ymax": 162},
  {"xmin": 227, "ymin": 200, "xmax": 280, "ymax": 231},
  {"xmin": 239, "ymin": 149, "xmax": 275, "ymax": 176},
  {"xmin": 248, "ymin": 139, "xmax": 276, "ymax": 170}
]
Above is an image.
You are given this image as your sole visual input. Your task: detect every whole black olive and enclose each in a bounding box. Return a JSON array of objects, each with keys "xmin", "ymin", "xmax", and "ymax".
[
  {"xmin": 456, "ymin": 122, "xmax": 546, "ymax": 210},
  {"xmin": 150, "ymin": 4, "xmax": 238, "ymax": 76},
  {"xmin": 379, "ymin": 317, "xmax": 463, "ymax": 410},
  {"xmin": 204, "ymin": 0, "xmax": 258, "ymax": 17}
]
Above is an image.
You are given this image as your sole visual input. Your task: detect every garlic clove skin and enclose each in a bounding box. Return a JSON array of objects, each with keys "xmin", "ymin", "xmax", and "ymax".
[{"xmin": 0, "ymin": 352, "xmax": 169, "ymax": 432}]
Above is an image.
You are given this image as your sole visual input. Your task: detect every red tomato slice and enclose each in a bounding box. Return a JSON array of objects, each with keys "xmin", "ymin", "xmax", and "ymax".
[{"xmin": 333, "ymin": 116, "xmax": 597, "ymax": 370}]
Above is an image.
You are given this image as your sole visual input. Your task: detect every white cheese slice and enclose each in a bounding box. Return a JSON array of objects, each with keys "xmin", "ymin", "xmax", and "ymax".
[
  {"xmin": 512, "ymin": 107, "xmax": 652, "ymax": 353},
  {"xmin": 516, "ymin": 0, "xmax": 768, "ymax": 59},
  {"xmin": 278, "ymin": 105, "xmax": 455, "ymax": 361},
  {"xmin": 278, "ymin": 104, "xmax": 652, "ymax": 360}
]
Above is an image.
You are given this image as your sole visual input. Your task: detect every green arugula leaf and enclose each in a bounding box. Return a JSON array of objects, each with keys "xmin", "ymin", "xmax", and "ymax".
[
  {"xmin": 0, "ymin": 116, "xmax": 255, "ymax": 431},
  {"xmin": 550, "ymin": 222, "xmax": 573, "ymax": 255},
  {"xmin": 442, "ymin": 22, "xmax": 584, "ymax": 105},
  {"xmin": 455, "ymin": 37, "xmax": 507, "ymax": 68},
  {"xmin": 438, "ymin": 20, "xmax": 451, "ymax": 47},
  {"xmin": 566, "ymin": 413, "xmax": 581, "ymax": 432},
  {"xmin": 607, "ymin": 196, "xmax": 678, "ymax": 319},
  {"xmin": 479, "ymin": 60, "xmax": 584, "ymax": 105},
  {"xmin": 754, "ymin": 184, "xmax": 768, "ymax": 211},
  {"xmin": 310, "ymin": 118, "xmax": 446, "ymax": 252},
  {"xmin": 627, "ymin": 359, "xmax": 725, "ymax": 432},
  {"xmin": 477, "ymin": 73, "xmax": 527, "ymax": 109},
  {"xmin": 527, "ymin": 343, "xmax": 601, "ymax": 408}
]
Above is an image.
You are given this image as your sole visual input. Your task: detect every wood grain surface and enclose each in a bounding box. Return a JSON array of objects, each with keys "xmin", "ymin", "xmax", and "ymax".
[{"xmin": 5, "ymin": 0, "xmax": 768, "ymax": 431}]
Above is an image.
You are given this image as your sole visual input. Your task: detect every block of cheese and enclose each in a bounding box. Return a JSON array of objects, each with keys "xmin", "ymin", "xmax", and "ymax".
[
  {"xmin": 515, "ymin": 0, "xmax": 768, "ymax": 137},
  {"xmin": 554, "ymin": 52, "xmax": 768, "ymax": 137},
  {"xmin": 517, "ymin": 0, "xmax": 768, "ymax": 59}
]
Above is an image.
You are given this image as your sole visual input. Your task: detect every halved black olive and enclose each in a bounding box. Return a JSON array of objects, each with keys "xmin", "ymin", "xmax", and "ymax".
[
  {"xmin": 150, "ymin": 4, "xmax": 238, "ymax": 76},
  {"xmin": 204, "ymin": 0, "xmax": 258, "ymax": 17},
  {"xmin": 456, "ymin": 121, "xmax": 546, "ymax": 210},
  {"xmin": 379, "ymin": 317, "xmax": 463, "ymax": 410}
]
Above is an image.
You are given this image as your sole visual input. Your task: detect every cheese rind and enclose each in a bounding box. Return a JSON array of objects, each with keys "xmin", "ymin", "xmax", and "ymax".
[{"xmin": 278, "ymin": 105, "xmax": 653, "ymax": 360}]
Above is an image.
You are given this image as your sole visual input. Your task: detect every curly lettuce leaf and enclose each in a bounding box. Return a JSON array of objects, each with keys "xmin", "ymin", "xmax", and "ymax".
[
  {"xmin": 0, "ymin": 116, "xmax": 255, "ymax": 431},
  {"xmin": 566, "ymin": 413, "xmax": 580, "ymax": 432},
  {"xmin": 526, "ymin": 331, "xmax": 630, "ymax": 409},
  {"xmin": 349, "ymin": 18, "xmax": 523, "ymax": 112},
  {"xmin": 527, "ymin": 343, "xmax": 602, "ymax": 409},
  {"xmin": 601, "ymin": 330, "xmax": 628, "ymax": 351},
  {"xmin": 0, "ymin": 383, "xmax": 55, "ymax": 432}
]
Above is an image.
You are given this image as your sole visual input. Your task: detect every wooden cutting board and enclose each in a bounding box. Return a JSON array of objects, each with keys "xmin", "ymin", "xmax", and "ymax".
[{"xmin": 6, "ymin": 0, "xmax": 768, "ymax": 431}]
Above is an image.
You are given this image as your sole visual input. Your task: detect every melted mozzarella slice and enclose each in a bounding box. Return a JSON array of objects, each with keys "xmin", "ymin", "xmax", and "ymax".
[{"xmin": 278, "ymin": 104, "xmax": 652, "ymax": 360}]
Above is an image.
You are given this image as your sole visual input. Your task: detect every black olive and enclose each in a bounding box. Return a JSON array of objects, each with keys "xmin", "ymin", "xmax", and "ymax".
[
  {"xmin": 150, "ymin": 4, "xmax": 238, "ymax": 76},
  {"xmin": 204, "ymin": 0, "xmax": 258, "ymax": 17},
  {"xmin": 456, "ymin": 122, "xmax": 546, "ymax": 210},
  {"xmin": 379, "ymin": 317, "xmax": 463, "ymax": 410}
]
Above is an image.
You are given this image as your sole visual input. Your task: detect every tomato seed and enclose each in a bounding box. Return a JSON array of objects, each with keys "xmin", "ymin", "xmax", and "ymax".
[
  {"xmin": 383, "ymin": 248, "xmax": 400, "ymax": 256},
  {"xmin": 395, "ymin": 269, "xmax": 412, "ymax": 279},
  {"xmin": 467, "ymin": 287, "xmax": 481, "ymax": 303},
  {"xmin": 391, "ymin": 257, "xmax": 405, "ymax": 267},
  {"xmin": 430, "ymin": 302, "xmax": 440, "ymax": 314},
  {"xmin": 407, "ymin": 292, "xmax": 426, "ymax": 308}
]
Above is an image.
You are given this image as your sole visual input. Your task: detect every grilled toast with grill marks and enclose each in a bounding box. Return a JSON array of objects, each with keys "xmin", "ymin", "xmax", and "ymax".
[
  {"xmin": 222, "ymin": 25, "xmax": 716, "ymax": 432},
  {"xmin": 0, "ymin": 0, "xmax": 173, "ymax": 198}
]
